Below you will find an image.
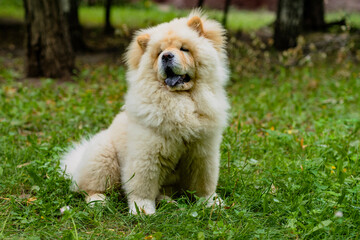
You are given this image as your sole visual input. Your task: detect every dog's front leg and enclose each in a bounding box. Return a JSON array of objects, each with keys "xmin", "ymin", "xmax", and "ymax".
[
  {"xmin": 122, "ymin": 126, "xmax": 162, "ymax": 215},
  {"xmin": 123, "ymin": 152, "xmax": 161, "ymax": 215},
  {"xmin": 184, "ymin": 133, "xmax": 223, "ymax": 207}
]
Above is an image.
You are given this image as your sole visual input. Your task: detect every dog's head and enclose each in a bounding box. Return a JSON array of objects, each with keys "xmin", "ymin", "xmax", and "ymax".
[{"xmin": 125, "ymin": 11, "xmax": 227, "ymax": 91}]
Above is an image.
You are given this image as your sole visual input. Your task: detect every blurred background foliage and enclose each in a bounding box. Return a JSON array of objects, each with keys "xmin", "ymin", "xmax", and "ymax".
[{"xmin": 1, "ymin": 0, "xmax": 360, "ymax": 30}]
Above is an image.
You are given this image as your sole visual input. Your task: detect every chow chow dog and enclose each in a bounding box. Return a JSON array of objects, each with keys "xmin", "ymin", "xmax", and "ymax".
[{"xmin": 61, "ymin": 10, "xmax": 229, "ymax": 215}]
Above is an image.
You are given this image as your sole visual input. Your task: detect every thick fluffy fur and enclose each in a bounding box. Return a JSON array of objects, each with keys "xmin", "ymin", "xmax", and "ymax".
[{"xmin": 61, "ymin": 11, "xmax": 230, "ymax": 215}]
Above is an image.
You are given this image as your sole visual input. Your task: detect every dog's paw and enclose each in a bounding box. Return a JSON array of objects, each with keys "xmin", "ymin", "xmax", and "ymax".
[
  {"xmin": 86, "ymin": 193, "xmax": 106, "ymax": 206},
  {"xmin": 205, "ymin": 193, "xmax": 223, "ymax": 207},
  {"xmin": 156, "ymin": 194, "xmax": 178, "ymax": 205},
  {"xmin": 129, "ymin": 199, "xmax": 156, "ymax": 215}
]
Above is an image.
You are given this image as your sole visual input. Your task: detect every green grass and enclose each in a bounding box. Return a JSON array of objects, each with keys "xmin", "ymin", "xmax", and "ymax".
[
  {"xmin": 0, "ymin": 3, "xmax": 274, "ymax": 32},
  {"xmin": 0, "ymin": 5, "xmax": 24, "ymax": 21},
  {"xmin": 78, "ymin": 6, "xmax": 275, "ymax": 31},
  {"xmin": 79, "ymin": 6, "xmax": 184, "ymax": 29},
  {"xmin": 326, "ymin": 11, "xmax": 360, "ymax": 29},
  {"xmin": 1, "ymin": 50, "xmax": 360, "ymax": 238}
]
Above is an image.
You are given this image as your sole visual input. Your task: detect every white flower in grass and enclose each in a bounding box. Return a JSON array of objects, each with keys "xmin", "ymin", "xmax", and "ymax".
[
  {"xmin": 190, "ymin": 211, "xmax": 198, "ymax": 217},
  {"xmin": 334, "ymin": 211, "xmax": 343, "ymax": 218},
  {"xmin": 60, "ymin": 206, "xmax": 70, "ymax": 214}
]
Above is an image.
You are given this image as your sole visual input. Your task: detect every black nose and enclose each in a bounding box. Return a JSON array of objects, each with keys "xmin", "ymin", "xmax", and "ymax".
[{"xmin": 162, "ymin": 52, "xmax": 174, "ymax": 62}]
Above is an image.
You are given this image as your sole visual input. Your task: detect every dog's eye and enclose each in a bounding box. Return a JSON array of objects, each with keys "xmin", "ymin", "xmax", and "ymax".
[{"xmin": 180, "ymin": 47, "xmax": 189, "ymax": 52}]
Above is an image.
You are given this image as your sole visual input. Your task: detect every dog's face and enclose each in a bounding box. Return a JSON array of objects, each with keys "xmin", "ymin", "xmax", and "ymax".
[
  {"xmin": 126, "ymin": 12, "xmax": 227, "ymax": 91},
  {"xmin": 153, "ymin": 32, "xmax": 196, "ymax": 91},
  {"xmin": 156, "ymin": 38, "xmax": 196, "ymax": 91}
]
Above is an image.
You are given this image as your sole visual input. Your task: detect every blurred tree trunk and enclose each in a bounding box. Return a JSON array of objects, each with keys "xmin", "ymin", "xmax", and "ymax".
[
  {"xmin": 197, "ymin": 0, "xmax": 204, "ymax": 8},
  {"xmin": 222, "ymin": 0, "xmax": 231, "ymax": 27},
  {"xmin": 63, "ymin": 0, "xmax": 86, "ymax": 51},
  {"xmin": 303, "ymin": 0, "xmax": 325, "ymax": 31},
  {"xmin": 274, "ymin": 0, "xmax": 327, "ymax": 50},
  {"xmin": 104, "ymin": 0, "xmax": 114, "ymax": 34},
  {"xmin": 23, "ymin": 0, "xmax": 74, "ymax": 79},
  {"xmin": 274, "ymin": 0, "xmax": 304, "ymax": 50}
]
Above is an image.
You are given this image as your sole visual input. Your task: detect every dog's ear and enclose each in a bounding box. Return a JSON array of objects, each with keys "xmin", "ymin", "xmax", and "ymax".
[
  {"xmin": 187, "ymin": 16, "xmax": 204, "ymax": 35},
  {"xmin": 202, "ymin": 19, "xmax": 226, "ymax": 51},
  {"xmin": 188, "ymin": 13, "xmax": 226, "ymax": 51},
  {"xmin": 125, "ymin": 33, "xmax": 150, "ymax": 69},
  {"xmin": 137, "ymin": 34, "xmax": 150, "ymax": 51}
]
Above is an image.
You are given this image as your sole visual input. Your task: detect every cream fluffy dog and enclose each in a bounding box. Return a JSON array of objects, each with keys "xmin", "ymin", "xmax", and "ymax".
[{"xmin": 61, "ymin": 11, "xmax": 229, "ymax": 215}]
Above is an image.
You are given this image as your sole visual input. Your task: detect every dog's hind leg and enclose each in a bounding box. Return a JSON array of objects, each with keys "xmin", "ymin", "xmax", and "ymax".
[{"xmin": 62, "ymin": 130, "xmax": 121, "ymax": 205}]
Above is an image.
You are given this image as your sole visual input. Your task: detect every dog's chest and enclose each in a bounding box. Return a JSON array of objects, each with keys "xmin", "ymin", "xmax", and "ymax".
[
  {"xmin": 157, "ymin": 136, "xmax": 192, "ymax": 170},
  {"xmin": 157, "ymin": 138, "xmax": 194, "ymax": 184},
  {"xmin": 158, "ymin": 93, "xmax": 213, "ymax": 135}
]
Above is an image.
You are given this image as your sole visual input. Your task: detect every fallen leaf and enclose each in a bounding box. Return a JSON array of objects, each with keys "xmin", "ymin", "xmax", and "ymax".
[
  {"xmin": 270, "ymin": 184, "xmax": 277, "ymax": 195},
  {"xmin": 224, "ymin": 202, "xmax": 235, "ymax": 209},
  {"xmin": 17, "ymin": 162, "xmax": 31, "ymax": 168},
  {"xmin": 300, "ymin": 138, "xmax": 308, "ymax": 149},
  {"xmin": 27, "ymin": 197, "xmax": 37, "ymax": 205}
]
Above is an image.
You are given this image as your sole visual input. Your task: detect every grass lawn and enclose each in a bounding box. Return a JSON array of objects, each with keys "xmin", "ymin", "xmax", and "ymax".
[
  {"xmin": 1, "ymin": 2, "xmax": 360, "ymax": 239},
  {"xmin": 1, "ymin": 56, "xmax": 360, "ymax": 239}
]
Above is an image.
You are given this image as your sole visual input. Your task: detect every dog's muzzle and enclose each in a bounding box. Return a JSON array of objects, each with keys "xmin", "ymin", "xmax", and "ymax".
[{"xmin": 161, "ymin": 53, "xmax": 190, "ymax": 87}]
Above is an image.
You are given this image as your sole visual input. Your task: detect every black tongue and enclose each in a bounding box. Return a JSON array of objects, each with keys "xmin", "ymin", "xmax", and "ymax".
[{"xmin": 165, "ymin": 75, "xmax": 182, "ymax": 87}]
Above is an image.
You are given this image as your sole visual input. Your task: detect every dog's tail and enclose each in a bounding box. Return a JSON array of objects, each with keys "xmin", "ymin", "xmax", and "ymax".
[{"xmin": 60, "ymin": 139, "xmax": 90, "ymax": 191}]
